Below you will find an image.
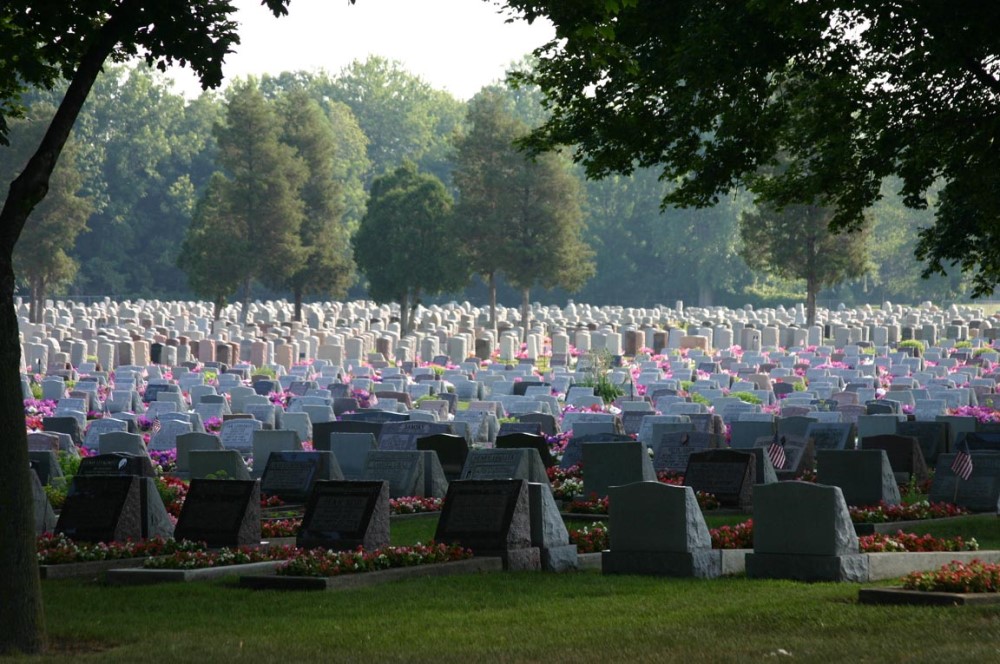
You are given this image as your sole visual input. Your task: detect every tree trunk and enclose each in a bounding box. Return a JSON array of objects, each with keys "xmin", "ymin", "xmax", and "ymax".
[
  {"xmin": 240, "ymin": 278, "xmax": 251, "ymax": 324},
  {"xmin": 488, "ymin": 271, "xmax": 497, "ymax": 329},
  {"xmin": 35, "ymin": 276, "xmax": 46, "ymax": 325},
  {"xmin": 0, "ymin": 5, "xmax": 131, "ymax": 654},
  {"xmin": 29, "ymin": 278, "xmax": 40, "ymax": 324},
  {"xmin": 521, "ymin": 287, "xmax": 530, "ymax": 343},
  {"xmin": 697, "ymin": 281, "xmax": 714, "ymax": 307},
  {"xmin": 0, "ymin": 253, "xmax": 47, "ymax": 655},
  {"xmin": 399, "ymin": 291, "xmax": 409, "ymax": 335},
  {"xmin": 293, "ymin": 287, "xmax": 303, "ymax": 323},
  {"xmin": 212, "ymin": 296, "xmax": 224, "ymax": 321},
  {"xmin": 806, "ymin": 276, "xmax": 818, "ymax": 328}
]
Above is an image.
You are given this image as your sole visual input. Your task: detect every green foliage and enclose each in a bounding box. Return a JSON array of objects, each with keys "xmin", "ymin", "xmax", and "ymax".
[
  {"xmin": 898, "ymin": 340, "xmax": 927, "ymax": 353},
  {"xmin": 576, "ymin": 350, "xmax": 624, "ymax": 404},
  {"xmin": 352, "ymin": 161, "xmax": 467, "ymax": 332},
  {"xmin": 739, "ymin": 202, "xmax": 869, "ymax": 324},
  {"xmin": 507, "ymin": 0, "xmax": 1000, "ymax": 298},
  {"xmin": 729, "ymin": 391, "xmax": 762, "ymax": 405},
  {"xmin": 253, "ymin": 365, "xmax": 277, "ymax": 379}
]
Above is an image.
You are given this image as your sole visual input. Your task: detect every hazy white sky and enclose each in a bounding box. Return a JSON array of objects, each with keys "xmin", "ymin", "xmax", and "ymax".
[{"xmin": 166, "ymin": 0, "xmax": 555, "ymax": 100}]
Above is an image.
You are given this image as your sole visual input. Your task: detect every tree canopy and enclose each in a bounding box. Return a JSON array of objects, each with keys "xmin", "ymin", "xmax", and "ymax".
[{"xmin": 505, "ymin": 0, "xmax": 1000, "ymax": 297}]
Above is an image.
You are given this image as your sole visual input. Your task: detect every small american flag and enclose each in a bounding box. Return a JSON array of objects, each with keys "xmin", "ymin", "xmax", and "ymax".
[
  {"xmin": 951, "ymin": 440, "xmax": 974, "ymax": 481},
  {"xmin": 768, "ymin": 436, "xmax": 787, "ymax": 470},
  {"xmin": 150, "ymin": 418, "xmax": 162, "ymax": 435}
]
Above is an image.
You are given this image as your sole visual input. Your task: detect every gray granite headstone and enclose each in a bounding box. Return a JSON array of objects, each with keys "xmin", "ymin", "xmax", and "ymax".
[
  {"xmin": 896, "ymin": 420, "xmax": 949, "ymax": 467},
  {"xmin": 817, "ymin": 449, "xmax": 901, "ymax": 506},
  {"xmin": 745, "ymin": 481, "xmax": 868, "ymax": 582},
  {"xmin": 327, "ymin": 433, "xmax": 378, "ymax": 480},
  {"xmin": 175, "ymin": 432, "xmax": 224, "ymax": 475},
  {"xmin": 188, "ymin": 449, "xmax": 251, "ymax": 480},
  {"xmin": 377, "ymin": 421, "xmax": 452, "ymax": 451},
  {"xmin": 653, "ymin": 432, "xmax": 719, "ymax": 473},
  {"xmin": 683, "ymin": 449, "xmax": 755, "ymax": 509},
  {"xmin": 602, "ymin": 482, "xmax": 720, "ymax": 578},
  {"xmin": 260, "ymin": 451, "xmax": 341, "ymax": 503},
  {"xmin": 527, "ymin": 482, "xmax": 578, "ymax": 572},
  {"xmin": 583, "ymin": 441, "xmax": 657, "ymax": 498},
  {"xmin": 361, "ymin": 450, "xmax": 426, "ymax": 498},
  {"xmin": 83, "ymin": 417, "xmax": 128, "ymax": 450},
  {"xmin": 461, "ymin": 448, "xmax": 549, "ymax": 484},
  {"xmin": 31, "ymin": 467, "xmax": 57, "ymax": 535},
  {"xmin": 929, "ymin": 451, "xmax": 1000, "ymax": 512}
]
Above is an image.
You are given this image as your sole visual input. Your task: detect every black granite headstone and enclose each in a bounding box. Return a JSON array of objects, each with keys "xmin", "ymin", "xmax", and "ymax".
[
  {"xmin": 416, "ymin": 433, "xmax": 469, "ymax": 480},
  {"xmin": 56, "ymin": 475, "xmax": 142, "ymax": 543},
  {"xmin": 260, "ymin": 451, "xmax": 328, "ymax": 503},
  {"xmin": 174, "ymin": 479, "xmax": 260, "ymax": 547},
  {"xmin": 683, "ymin": 449, "xmax": 756, "ymax": 509},
  {"xmin": 495, "ymin": 433, "xmax": 555, "ymax": 468},
  {"xmin": 296, "ymin": 480, "xmax": 390, "ymax": 551}
]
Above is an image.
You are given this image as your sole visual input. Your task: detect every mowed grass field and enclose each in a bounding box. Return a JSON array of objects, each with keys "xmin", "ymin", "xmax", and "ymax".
[{"xmin": 14, "ymin": 513, "xmax": 1000, "ymax": 663}]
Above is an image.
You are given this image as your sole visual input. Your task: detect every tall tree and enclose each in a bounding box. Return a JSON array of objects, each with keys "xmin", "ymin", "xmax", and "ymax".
[
  {"xmin": 739, "ymin": 202, "xmax": 869, "ymax": 325},
  {"xmin": 213, "ymin": 78, "xmax": 305, "ymax": 321},
  {"xmin": 0, "ymin": 1, "xmax": 339, "ymax": 653},
  {"xmin": 352, "ymin": 162, "xmax": 466, "ymax": 333},
  {"xmin": 176, "ymin": 172, "xmax": 242, "ymax": 319},
  {"xmin": 452, "ymin": 90, "xmax": 526, "ymax": 326},
  {"xmin": 276, "ymin": 89, "xmax": 355, "ymax": 321},
  {"xmin": 2, "ymin": 104, "xmax": 92, "ymax": 322},
  {"xmin": 505, "ymin": 1, "xmax": 1000, "ymax": 298},
  {"xmin": 498, "ymin": 148, "xmax": 594, "ymax": 338}
]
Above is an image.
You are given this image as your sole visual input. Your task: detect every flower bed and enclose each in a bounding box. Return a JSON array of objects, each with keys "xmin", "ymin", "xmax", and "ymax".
[
  {"xmin": 569, "ymin": 522, "xmax": 608, "ymax": 553},
  {"xmin": 547, "ymin": 465, "xmax": 582, "ymax": 501},
  {"xmin": 276, "ymin": 542, "xmax": 472, "ymax": 577},
  {"xmin": 849, "ymin": 501, "xmax": 968, "ymax": 524},
  {"xmin": 142, "ymin": 545, "xmax": 299, "ymax": 570},
  {"xmin": 903, "ymin": 560, "xmax": 1000, "ymax": 593},
  {"xmin": 859, "ymin": 531, "xmax": 979, "ymax": 553},
  {"xmin": 389, "ymin": 496, "xmax": 442, "ymax": 514},
  {"xmin": 37, "ymin": 534, "xmax": 205, "ymax": 564},
  {"xmin": 262, "ymin": 519, "xmax": 300, "ymax": 538},
  {"xmin": 711, "ymin": 520, "xmax": 754, "ymax": 550},
  {"xmin": 565, "ymin": 489, "xmax": 719, "ymax": 515}
]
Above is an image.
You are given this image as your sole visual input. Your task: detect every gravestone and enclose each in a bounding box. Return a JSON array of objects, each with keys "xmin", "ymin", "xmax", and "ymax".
[
  {"xmin": 149, "ymin": 419, "xmax": 192, "ymax": 451},
  {"xmin": 83, "ymin": 418, "xmax": 128, "ymax": 450},
  {"xmin": 361, "ymin": 451, "xmax": 427, "ymax": 498},
  {"xmin": 174, "ymin": 478, "xmax": 261, "ymax": 547},
  {"xmin": 76, "ymin": 453, "xmax": 173, "ymax": 538},
  {"xmin": 56, "ymin": 475, "xmax": 142, "ymax": 543},
  {"xmin": 683, "ymin": 449, "xmax": 755, "ymax": 509},
  {"xmin": 495, "ymin": 432, "xmax": 556, "ymax": 468},
  {"xmin": 805, "ymin": 422, "xmax": 856, "ymax": 452},
  {"xmin": 753, "ymin": 435, "xmax": 815, "ymax": 479},
  {"xmin": 260, "ymin": 451, "xmax": 341, "ymax": 503},
  {"xmin": 583, "ymin": 441, "xmax": 657, "ymax": 498},
  {"xmin": 527, "ymin": 482, "xmax": 578, "ymax": 572},
  {"xmin": 377, "ymin": 421, "xmax": 452, "ymax": 451},
  {"xmin": 653, "ymin": 432, "xmax": 719, "ymax": 473},
  {"xmin": 42, "ymin": 416, "xmax": 83, "ymax": 447},
  {"xmin": 97, "ymin": 431, "xmax": 147, "ymax": 457},
  {"xmin": 559, "ymin": 433, "xmax": 633, "ymax": 470},
  {"xmin": 30, "ymin": 467, "xmax": 57, "ymax": 535},
  {"xmin": 816, "ymin": 449, "xmax": 900, "ymax": 506},
  {"xmin": 517, "ymin": 413, "xmax": 558, "ymax": 436},
  {"xmin": 745, "ymin": 481, "xmax": 868, "ymax": 582},
  {"xmin": 621, "ymin": 411, "xmax": 650, "ymax": 436},
  {"xmin": 417, "ymin": 433, "xmax": 469, "ymax": 481},
  {"xmin": 729, "ymin": 420, "xmax": 776, "ymax": 449},
  {"xmin": 929, "ymin": 451, "xmax": 1000, "ymax": 512},
  {"xmin": 250, "ymin": 429, "xmax": 303, "ymax": 479},
  {"xmin": 895, "ymin": 420, "xmax": 949, "ymax": 467},
  {"xmin": 28, "ymin": 451, "xmax": 62, "ymax": 486},
  {"xmin": 219, "ymin": 418, "xmax": 263, "ymax": 454},
  {"xmin": 602, "ymin": 482, "xmax": 720, "ymax": 578},
  {"xmin": 861, "ymin": 434, "xmax": 929, "ymax": 483},
  {"xmin": 434, "ymin": 479, "xmax": 540, "ymax": 571},
  {"xmin": 498, "ymin": 421, "xmax": 542, "ymax": 437},
  {"xmin": 461, "ymin": 448, "xmax": 549, "ymax": 484},
  {"xmin": 175, "ymin": 432, "xmax": 224, "ymax": 476},
  {"xmin": 326, "ymin": 433, "xmax": 378, "ymax": 480},
  {"xmin": 341, "ymin": 410, "xmax": 408, "ymax": 424},
  {"xmin": 188, "ymin": 450, "xmax": 251, "ymax": 480},
  {"xmin": 296, "ymin": 480, "xmax": 390, "ymax": 551}
]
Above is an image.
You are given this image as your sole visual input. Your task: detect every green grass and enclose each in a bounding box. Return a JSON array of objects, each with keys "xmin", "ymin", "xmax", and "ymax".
[{"xmin": 19, "ymin": 514, "xmax": 1000, "ymax": 662}]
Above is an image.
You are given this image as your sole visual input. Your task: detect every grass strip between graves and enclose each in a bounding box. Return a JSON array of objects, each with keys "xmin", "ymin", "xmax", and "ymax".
[{"xmin": 21, "ymin": 513, "xmax": 1000, "ymax": 662}]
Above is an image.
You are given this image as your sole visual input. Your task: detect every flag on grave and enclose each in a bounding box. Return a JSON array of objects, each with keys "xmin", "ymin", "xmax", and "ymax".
[
  {"xmin": 768, "ymin": 435, "xmax": 787, "ymax": 470},
  {"xmin": 951, "ymin": 440, "xmax": 974, "ymax": 481}
]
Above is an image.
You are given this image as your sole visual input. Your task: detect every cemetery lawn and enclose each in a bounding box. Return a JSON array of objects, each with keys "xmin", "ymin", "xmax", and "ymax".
[
  {"xmin": 25, "ymin": 515, "xmax": 1000, "ymax": 662},
  {"xmin": 34, "ymin": 571, "xmax": 1000, "ymax": 662}
]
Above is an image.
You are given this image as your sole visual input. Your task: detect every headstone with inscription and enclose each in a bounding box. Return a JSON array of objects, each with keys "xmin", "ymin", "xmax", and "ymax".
[
  {"xmin": 495, "ymin": 432, "xmax": 555, "ymax": 468},
  {"xmin": 174, "ymin": 478, "xmax": 261, "ymax": 547},
  {"xmin": 816, "ymin": 449, "xmax": 900, "ymax": 506},
  {"xmin": 377, "ymin": 421, "xmax": 452, "ymax": 451},
  {"xmin": 929, "ymin": 451, "xmax": 1000, "ymax": 512},
  {"xmin": 895, "ymin": 420, "xmax": 949, "ymax": 467},
  {"xmin": 76, "ymin": 454, "xmax": 173, "ymax": 538},
  {"xmin": 361, "ymin": 451, "xmax": 426, "ymax": 498},
  {"xmin": 83, "ymin": 418, "xmax": 128, "ymax": 450},
  {"xmin": 434, "ymin": 479, "xmax": 540, "ymax": 571},
  {"xmin": 461, "ymin": 448, "xmax": 549, "ymax": 485},
  {"xmin": 861, "ymin": 434, "xmax": 929, "ymax": 483},
  {"xmin": 805, "ymin": 422, "xmax": 856, "ymax": 452},
  {"xmin": 416, "ymin": 433, "xmax": 469, "ymax": 480},
  {"xmin": 260, "ymin": 451, "xmax": 341, "ymax": 503},
  {"xmin": 56, "ymin": 475, "xmax": 142, "ymax": 543},
  {"xmin": 683, "ymin": 449, "xmax": 755, "ymax": 509},
  {"xmin": 219, "ymin": 418, "xmax": 263, "ymax": 454},
  {"xmin": 653, "ymin": 432, "xmax": 719, "ymax": 473},
  {"xmin": 296, "ymin": 480, "xmax": 390, "ymax": 551}
]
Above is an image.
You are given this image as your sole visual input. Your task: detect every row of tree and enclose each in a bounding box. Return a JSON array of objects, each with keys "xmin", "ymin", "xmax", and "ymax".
[{"xmin": 1, "ymin": 60, "xmax": 977, "ymax": 326}]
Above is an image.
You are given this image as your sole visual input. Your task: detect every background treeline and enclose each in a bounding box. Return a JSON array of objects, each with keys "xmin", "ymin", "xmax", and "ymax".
[{"xmin": 1, "ymin": 58, "xmax": 973, "ymax": 314}]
